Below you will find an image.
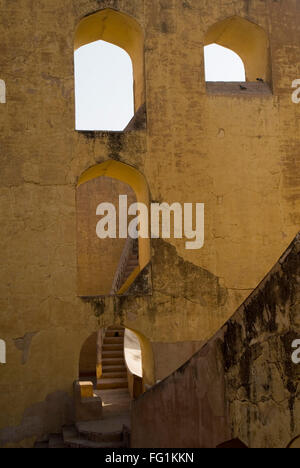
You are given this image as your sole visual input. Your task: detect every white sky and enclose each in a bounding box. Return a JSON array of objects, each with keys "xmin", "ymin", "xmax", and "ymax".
[{"xmin": 74, "ymin": 41, "xmax": 246, "ymax": 131}]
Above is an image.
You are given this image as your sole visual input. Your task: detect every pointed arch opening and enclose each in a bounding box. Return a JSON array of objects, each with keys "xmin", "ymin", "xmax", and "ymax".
[
  {"xmin": 75, "ymin": 41, "xmax": 134, "ymax": 131},
  {"xmin": 74, "ymin": 9, "xmax": 145, "ymax": 131},
  {"xmin": 78, "ymin": 326, "xmax": 155, "ymax": 403},
  {"xmin": 76, "ymin": 160, "xmax": 151, "ymax": 297}
]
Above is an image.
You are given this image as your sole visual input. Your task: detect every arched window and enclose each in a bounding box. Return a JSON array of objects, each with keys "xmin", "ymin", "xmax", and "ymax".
[
  {"xmin": 0, "ymin": 339, "xmax": 6, "ymax": 364},
  {"xmin": 204, "ymin": 16, "xmax": 271, "ymax": 94},
  {"xmin": 78, "ymin": 326, "xmax": 155, "ymax": 402},
  {"xmin": 76, "ymin": 160, "xmax": 151, "ymax": 297},
  {"xmin": 0, "ymin": 80, "xmax": 6, "ymax": 104},
  {"xmin": 74, "ymin": 9, "xmax": 145, "ymax": 131}
]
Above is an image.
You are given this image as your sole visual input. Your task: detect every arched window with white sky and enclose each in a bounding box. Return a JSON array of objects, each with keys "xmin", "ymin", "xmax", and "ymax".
[
  {"xmin": 0, "ymin": 339, "xmax": 6, "ymax": 364},
  {"xmin": 204, "ymin": 44, "xmax": 246, "ymax": 82},
  {"xmin": 74, "ymin": 40, "xmax": 134, "ymax": 131}
]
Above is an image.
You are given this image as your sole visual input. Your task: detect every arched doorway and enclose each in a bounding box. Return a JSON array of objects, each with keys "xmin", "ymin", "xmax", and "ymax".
[
  {"xmin": 204, "ymin": 16, "xmax": 271, "ymax": 83},
  {"xmin": 79, "ymin": 332, "xmax": 97, "ymax": 379},
  {"xmin": 74, "ymin": 8, "xmax": 145, "ymax": 130},
  {"xmin": 78, "ymin": 325, "xmax": 154, "ymax": 418},
  {"xmin": 74, "ymin": 40, "xmax": 134, "ymax": 131}
]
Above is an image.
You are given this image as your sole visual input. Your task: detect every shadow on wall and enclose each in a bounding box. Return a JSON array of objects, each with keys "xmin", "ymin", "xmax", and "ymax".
[
  {"xmin": 79, "ymin": 333, "xmax": 97, "ymax": 378},
  {"xmin": 0, "ymin": 391, "xmax": 74, "ymax": 448},
  {"xmin": 78, "ymin": 324, "xmax": 156, "ymax": 391},
  {"xmin": 216, "ymin": 438, "xmax": 248, "ymax": 449}
]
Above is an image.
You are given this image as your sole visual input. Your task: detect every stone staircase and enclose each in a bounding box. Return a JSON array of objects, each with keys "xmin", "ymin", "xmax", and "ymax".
[
  {"xmin": 34, "ymin": 417, "xmax": 130, "ymax": 448},
  {"xmin": 97, "ymin": 326, "xmax": 128, "ymax": 391}
]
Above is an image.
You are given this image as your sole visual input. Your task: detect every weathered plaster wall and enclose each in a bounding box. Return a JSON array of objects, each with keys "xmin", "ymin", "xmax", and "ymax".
[
  {"xmin": 131, "ymin": 234, "xmax": 300, "ymax": 448},
  {"xmin": 223, "ymin": 236, "xmax": 300, "ymax": 448},
  {"xmin": 0, "ymin": 0, "xmax": 300, "ymax": 446}
]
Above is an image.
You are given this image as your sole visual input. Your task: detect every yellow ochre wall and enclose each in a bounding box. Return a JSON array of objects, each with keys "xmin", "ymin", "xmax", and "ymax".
[
  {"xmin": 77, "ymin": 160, "xmax": 151, "ymax": 279},
  {"xmin": 0, "ymin": 0, "xmax": 300, "ymax": 447}
]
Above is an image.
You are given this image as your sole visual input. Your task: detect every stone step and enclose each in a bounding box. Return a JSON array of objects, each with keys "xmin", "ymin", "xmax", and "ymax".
[
  {"xmin": 102, "ymin": 350, "xmax": 124, "ymax": 359},
  {"xmin": 102, "ymin": 364, "xmax": 127, "ymax": 373},
  {"xmin": 127, "ymin": 260, "xmax": 138, "ymax": 267},
  {"xmin": 102, "ymin": 343, "xmax": 123, "ymax": 352},
  {"xmin": 76, "ymin": 420, "xmax": 126, "ymax": 443},
  {"xmin": 63, "ymin": 422, "xmax": 123, "ymax": 444},
  {"xmin": 65, "ymin": 437, "xmax": 125, "ymax": 449},
  {"xmin": 102, "ymin": 357, "xmax": 125, "ymax": 366},
  {"xmin": 97, "ymin": 377, "xmax": 128, "ymax": 390},
  {"xmin": 103, "ymin": 336, "xmax": 124, "ymax": 345}
]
